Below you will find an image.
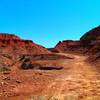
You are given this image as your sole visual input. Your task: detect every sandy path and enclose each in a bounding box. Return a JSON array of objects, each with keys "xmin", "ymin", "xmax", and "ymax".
[{"xmin": 44, "ymin": 53, "xmax": 100, "ymax": 99}]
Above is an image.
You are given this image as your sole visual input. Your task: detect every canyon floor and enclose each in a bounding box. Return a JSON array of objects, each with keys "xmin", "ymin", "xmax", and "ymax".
[{"xmin": 0, "ymin": 53, "xmax": 100, "ymax": 100}]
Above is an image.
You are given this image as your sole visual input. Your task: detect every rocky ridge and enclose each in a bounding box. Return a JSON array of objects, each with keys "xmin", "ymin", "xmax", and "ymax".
[{"xmin": 0, "ymin": 33, "xmax": 50, "ymax": 55}]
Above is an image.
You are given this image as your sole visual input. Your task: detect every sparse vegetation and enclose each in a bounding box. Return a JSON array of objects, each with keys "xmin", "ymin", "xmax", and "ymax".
[
  {"xmin": 0, "ymin": 67, "xmax": 11, "ymax": 73},
  {"xmin": 20, "ymin": 55, "xmax": 30, "ymax": 62},
  {"xmin": 3, "ymin": 54, "xmax": 12, "ymax": 59}
]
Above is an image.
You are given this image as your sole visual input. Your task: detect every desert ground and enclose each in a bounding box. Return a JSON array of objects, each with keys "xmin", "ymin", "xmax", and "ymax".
[{"xmin": 0, "ymin": 53, "xmax": 100, "ymax": 100}]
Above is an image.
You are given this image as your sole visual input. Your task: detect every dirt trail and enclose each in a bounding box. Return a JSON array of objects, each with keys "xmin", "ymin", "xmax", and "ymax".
[
  {"xmin": 44, "ymin": 53, "xmax": 100, "ymax": 99},
  {"xmin": 1, "ymin": 53, "xmax": 100, "ymax": 100}
]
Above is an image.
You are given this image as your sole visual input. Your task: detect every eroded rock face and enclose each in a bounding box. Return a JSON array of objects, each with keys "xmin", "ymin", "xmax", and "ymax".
[
  {"xmin": 54, "ymin": 40, "xmax": 81, "ymax": 53},
  {"xmin": 53, "ymin": 26, "xmax": 100, "ymax": 54},
  {"xmin": 0, "ymin": 33, "xmax": 50, "ymax": 68},
  {"xmin": 0, "ymin": 33, "xmax": 50, "ymax": 55},
  {"xmin": 80, "ymin": 26, "xmax": 100, "ymax": 63},
  {"xmin": 80, "ymin": 26, "xmax": 100, "ymax": 54},
  {"xmin": 80, "ymin": 26, "xmax": 100, "ymax": 41},
  {"xmin": 19, "ymin": 53, "xmax": 72, "ymax": 70},
  {"xmin": 21, "ymin": 62, "xmax": 63, "ymax": 70},
  {"xmin": 0, "ymin": 33, "xmax": 21, "ymax": 40},
  {"xmin": 20, "ymin": 53, "xmax": 72, "ymax": 61}
]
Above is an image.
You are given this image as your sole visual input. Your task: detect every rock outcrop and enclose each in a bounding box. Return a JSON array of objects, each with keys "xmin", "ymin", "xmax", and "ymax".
[
  {"xmin": 0, "ymin": 33, "xmax": 50, "ymax": 68},
  {"xmin": 0, "ymin": 33, "xmax": 50, "ymax": 55},
  {"xmin": 80, "ymin": 26, "xmax": 100, "ymax": 54},
  {"xmin": 0, "ymin": 33, "xmax": 21, "ymax": 40},
  {"xmin": 52, "ymin": 25, "xmax": 100, "ymax": 71},
  {"xmin": 53, "ymin": 40, "xmax": 82, "ymax": 53},
  {"xmin": 53, "ymin": 26, "xmax": 100, "ymax": 54},
  {"xmin": 80, "ymin": 26, "xmax": 100, "ymax": 41},
  {"xmin": 80, "ymin": 26, "xmax": 100, "ymax": 64}
]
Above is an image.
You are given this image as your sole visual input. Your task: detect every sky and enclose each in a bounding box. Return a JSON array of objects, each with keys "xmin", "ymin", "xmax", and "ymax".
[{"xmin": 0, "ymin": 0, "xmax": 100, "ymax": 47}]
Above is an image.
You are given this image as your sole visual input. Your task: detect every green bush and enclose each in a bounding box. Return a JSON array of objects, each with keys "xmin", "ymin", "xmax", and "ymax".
[{"xmin": 20, "ymin": 55, "xmax": 30, "ymax": 62}]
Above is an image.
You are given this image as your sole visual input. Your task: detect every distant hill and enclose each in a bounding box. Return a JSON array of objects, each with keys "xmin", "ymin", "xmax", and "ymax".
[
  {"xmin": 0, "ymin": 33, "xmax": 50, "ymax": 55},
  {"xmin": 52, "ymin": 26, "xmax": 100, "ymax": 55}
]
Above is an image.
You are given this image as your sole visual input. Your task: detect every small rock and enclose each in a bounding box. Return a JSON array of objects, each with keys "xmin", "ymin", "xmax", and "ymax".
[
  {"xmin": 2, "ymin": 77, "xmax": 10, "ymax": 80},
  {"xmin": 16, "ymin": 80, "xmax": 22, "ymax": 84},
  {"xmin": 1, "ymin": 82, "xmax": 4, "ymax": 85},
  {"xmin": 3, "ymin": 71, "xmax": 10, "ymax": 74}
]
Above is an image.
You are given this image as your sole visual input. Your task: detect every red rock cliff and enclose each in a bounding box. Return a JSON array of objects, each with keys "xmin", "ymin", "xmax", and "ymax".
[
  {"xmin": 0, "ymin": 33, "xmax": 50, "ymax": 55},
  {"xmin": 54, "ymin": 40, "xmax": 80, "ymax": 52},
  {"xmin": 0, "ymin": 33, "xmax": 21, "ymax": 40}
]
